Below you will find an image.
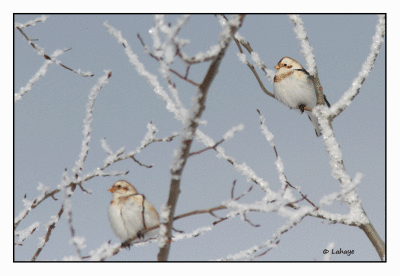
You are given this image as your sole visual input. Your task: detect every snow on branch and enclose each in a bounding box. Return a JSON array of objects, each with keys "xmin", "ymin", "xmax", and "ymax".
[
  {"xmin": 102, "ymin": 15, "xmax": 378, "ymax": 261},
  {"xmin": 14, "ymin": 182, "xmax": 51, "ymax": 230},
  {"xmin": 195, "ymin": 128, "xmax": 274, "ymax": 196},
  {"xmin": 288, "ymin": 14, "xmax": 317, "ymax": 76},
  {"xmin": 172, "ymin": 226, "xmax": 214, "ymax": 242},
  {"xmin": 157, "ymin": 204, "xmax": 170, "ymax": 248},
  {"xmin": 15, "ymin": 121, "xmax": 176, "ymax": 243},
  {"xmin": 256, "ymin": 109, "xmax": 318, "ymax": 208},
  {"xmin": 223, "ymin": 124, "xmax": 245, "ymax": 140},
  {"xmin": 87, "ymin": 242, "xmax": 120, "ymax": 261},
  {"xmin": 101, "ymin": 122, "xmax": 178, "ymax": 169},
  {"xmin": 158, "ymin": 15, "xmax": 246, "ymax": 261},
  {"xmin": 315, "ymin": 107, "xmax": 350, "ymax": 186},
  {"xmin": 72, "ymin": 71, "xmax": 112, "ymax": 178},
  {"xmin": 14, "ymin": 221, "xmax": 40, "ymax": 246},
  {"xmin": 313, "ymin": 105, "xmax": 369, "ymax": 226},
  {"xmin": 319, "ymin": 172, "xmax": 363, "ymax": 207},
  {"xmin": 15, "ymin": 25, "xmax": 94, "ymax": 79},
  {"xmin": 162, "ymin": 14, "xmax": 229, "ymax": 65},
  {"xmin": 104, "ymin": 21, "xmax": 184, "ymax": 122},
  {"xmin": 14, "ymin": 15, "xmax": 49, "ymax": 29},
  {"xmin": 150, "ymin": 15, "xmax": 191, "ymax": 64},
  {"xmin": 256, "ymin": 109, "xmax": 296, "ymax": 201},
  {"xmin": 257, "ymin": 109, "xmax": 275, "ymax": 148},
  {"xmin": 63, "ymin": 168, "xmax": 86, "ymax": 260},
  {"xmin": 217, "ymin": 204, "xmax": 314, "ymax": 261},
  {"xmin": 31, "ymin": 202, "xmax": 64, "ymax": 261},
  {"xmin": 137, "ymin": 33, "xmax": 199, "ymax": 88},
  {"xmin": 219, "ymin": 13, "xmax": 275, "ymax": 97},
  {"xmin": 214, "ymin": 104, "xmax": 368, "ymax": 260},
  {"xmin": 330, "ymin": 14, "xmax": 385, "ymax": 119},
  {"xmin": 14, "ymin": 49, "xmax": 62, "ymax": 102},
  {"xmin": 84, "ymin": 179, "xmax": 257, "ymax": 261},
  {"xmin": 106, "ymin": 18, "xmax": 273, "ymax": 203},
  {"xmin": 188, "ymin": 124, "xmax": 244, "ymax": 157},
  {"xmin": 18, "ymin": 72, "xmax": 110, "ymax": 261}
]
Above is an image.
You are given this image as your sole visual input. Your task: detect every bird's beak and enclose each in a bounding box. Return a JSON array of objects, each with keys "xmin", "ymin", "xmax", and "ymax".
[
  {"xmin": 108, "ymin": 186, "xmax": 116, "ymax": 193},
  {"xmin": 275, "ymin": 64, "xmax": 280, "ymax": 70}
]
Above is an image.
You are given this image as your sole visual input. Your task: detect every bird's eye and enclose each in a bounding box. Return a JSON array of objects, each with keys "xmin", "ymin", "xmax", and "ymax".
[{"xmin": 117, "ymin": 185, "xmax": 121, "ymax": 188}]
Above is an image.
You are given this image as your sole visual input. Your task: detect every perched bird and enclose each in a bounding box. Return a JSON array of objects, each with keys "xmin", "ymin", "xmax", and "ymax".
[
  {"xmin": 108, "ymin": 180, "xmax": 159, "ymax": 246},
  {"xmin": 273, "ymin": 57, "xmax": 330, "ymax": 137}
]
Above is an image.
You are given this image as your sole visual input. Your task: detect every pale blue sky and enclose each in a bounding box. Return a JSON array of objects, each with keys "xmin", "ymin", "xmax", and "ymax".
[{"xmin": 14, "ymin": 14, "xmax": 385, "ymax": 261}]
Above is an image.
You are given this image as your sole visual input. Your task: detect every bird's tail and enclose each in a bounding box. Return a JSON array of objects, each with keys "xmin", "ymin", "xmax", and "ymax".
[{"xmin": 306, "ymin": 112, "xmax": 322, "ymax": 137}]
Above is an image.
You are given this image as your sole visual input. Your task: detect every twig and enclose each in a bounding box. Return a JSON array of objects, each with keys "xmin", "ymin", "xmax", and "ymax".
[
  {"xmin": 229, "ymin": 31, "xmax": 274, "ymax": 98},
  {"xmin": 137, "ymin": 33, "xmax": 199, "ymax": 86},
  {"xmin": 16, "ymin": 26, "xmax": 93, "ymax": 77},
  {"xmin": 85, "ymin": 177, "xmax": 259, "ymax": 260},
  {"xmin": 189, "ymin": 139, "xmax": 224, "ymax": 156},
  {"xmin": 31, "ymin": 205, "xmax": 64, "ymax": 261},
  {"xmin": 243, "ymin": 213, "xmax": 260, "ymax": 227},
  {"xmin": 131, "ymin": 156, "xmax": 153, "ymax": 168},
  {"xmin": 157, "ymin": 15, "xmax": 246, "ymax": 261},
  {"xmin": 329, "ymin": 15, "xmax": 385, "ymax": 122},
  {"xmin": 256, "ymin": 109, "xmax": 318, "ymax": 209}
]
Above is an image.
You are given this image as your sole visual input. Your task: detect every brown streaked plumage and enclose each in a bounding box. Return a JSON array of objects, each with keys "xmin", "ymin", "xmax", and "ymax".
[
  {"xmin": 273, "ymin": 57, "xmax": 330, "ymax": 137},
  {"xmin": 108, "ymin": 180, "xmax": 159, "ymax": 244}
]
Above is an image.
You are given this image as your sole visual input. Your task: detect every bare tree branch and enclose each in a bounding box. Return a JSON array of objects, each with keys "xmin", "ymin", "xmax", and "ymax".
[{"xmin": 157, "ymin": 15, "xmax": 246, "ymax": 261}]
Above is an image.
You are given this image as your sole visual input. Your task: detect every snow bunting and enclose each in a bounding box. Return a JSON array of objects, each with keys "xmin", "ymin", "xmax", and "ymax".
[
  {"xmin": 108, "ymin": 180, "xmax": 159, "ymax": 245},
  {"xmin": 273, "ymin": 57, "xmax": 330, "ymax": 137}
]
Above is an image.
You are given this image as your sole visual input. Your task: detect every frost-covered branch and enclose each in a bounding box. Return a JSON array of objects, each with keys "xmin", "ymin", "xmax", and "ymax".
[
  {"xmin": 188, "ymin": 124, "xmax": 244, "ymax": 156},
  {"xmin": 29, "ymin": 72, "xmax": 111, "ymax": 261},
  {"xmin": 14, "ymin": 121, "xmax": 176, "ymax": 236},
  {"xmin": 13, "ymin": 170, "xmax": 128, "ymax": 236},
  {"xmin": 163, "ymin": 14, "xmax": 234, "ymax": 65},
  {"xmin": 83, "ymin": 179, "xmax": 255, "ymax": 261},
  {"xmin": 14, "ymin": 222, "xmax": 40, "ymax": 246},
  {"xmin": 289, "ymin": 13, "xmax": 384, "ymax": 229},
  {"xmin": 315, "ymin": 106, "xmax": 367, "ymax": 212},
  {"xmin": 158, "ymin": 14, "xmax": 246, "ymax": 261},
  {"xmin": 14, "ymin": 182, "xmax": 53, "ymax": 230},
  {"xmin": 314, "ymin": 103, "xmax": 385, "ymax": 260},
  {"xmin": 15, "ymin": 14, "xmax": 383, "ymax": 262},
  {"xmin": 312, "ymin": 35, "xmax": 385, "ymax": 259},
  {"xmin": 72, "ymin": 71, "xmax": 112, "ymax": 180},
  {"xmin": 101, "ymin": 122, "xmax": 178, "ymax": 169},
  {"xmin": 14, "ymin": 15, "xmax": 93, "ymax": 102},
  {"xmin": 15, "ymin": 71, "xmax": 171, "ymax": 261},
  {"xmin": 288, "ymin": 15, "xmax": 317, "ymax": 76},
  {"xmin": 329, "ymin": 14, "xmax": 385, "ymax": 120},
  {"xmin": 236, "ymin": 45, "xmax": 275, "ymax": 98},
  {"xmin": 14, "ymin": 15, "xmax": 49, "ymax": 29},
  {"xmin": 14, "ymin": 21, "xmax": 94, "ymax": 80},
  {"xmin": 231, "ymin": 14, "xmax": 384, "ymax": 260},
  {"xmin": 289, "ymin": 14, "xmax": 325, "ymax": 106},
  {"xmin": 104, "ymin": 20, "xmax": 186, "ymax": 122},
  {"xmin": 216, "ymin": 107, "xmax": 373, "ymax": 260},
  {"xmin": 216, "ymin": 204, "xmax": 314, "ymax": 261},
  {"xmin": 137, "ymin": 33, "xmax": 199, "ymax": 87},
  {"xmin": 64, "ymin": 183, "xmax": 86, "ymax": 260},
  {"xmin": 218, "ymin": 14, "xmax": 275, "ymax": 98},
  {"xmin": 106, "ymin": 15, "xmax": 277, "ymax": 260},
  {"xmin": 14, "ymin": 49, "xmax": 66, "ymax": 102},
  {"xmin": 31, "ymin": 203, "xmax": 64, "ymax": 261},
  {"xmin": 256, "ymin": 109, "xmax": 313, "ymax": 207},
  {"xmin": 106, "ymin": 17, "xmax": 275, "ymax": 204}
]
